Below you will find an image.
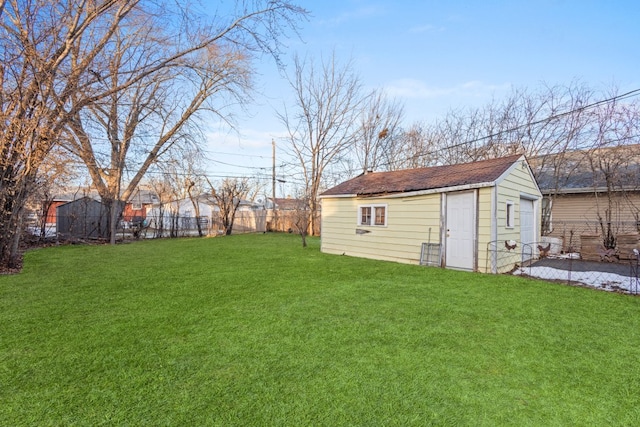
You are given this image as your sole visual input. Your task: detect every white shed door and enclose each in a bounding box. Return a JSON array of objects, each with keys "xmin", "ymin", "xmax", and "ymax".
[
  {"xmin": 446, "ymin": 192, "xmax": 475, "ymax": 271},
  {"xmin": 520, "ymin": 198, "xmax": 535, "ymax": 261}
]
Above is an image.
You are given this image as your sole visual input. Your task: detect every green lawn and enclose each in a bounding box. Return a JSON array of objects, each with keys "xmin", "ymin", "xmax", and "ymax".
[{"xmin": 1, "ymin": 234, "xmax": 639, "ymax": 426}]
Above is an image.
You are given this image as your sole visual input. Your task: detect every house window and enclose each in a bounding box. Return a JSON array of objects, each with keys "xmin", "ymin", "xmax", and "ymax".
[
  {"xmin": 132, "ymin": 202, "xmax": 142, "ymax": 210},
  {"xmin": 358, "ymin": 204, "xmax": 387, "ymax": 226},
  {"xmin": 506, "ymin": 201, "xmax": 514, "ymax": 228}
]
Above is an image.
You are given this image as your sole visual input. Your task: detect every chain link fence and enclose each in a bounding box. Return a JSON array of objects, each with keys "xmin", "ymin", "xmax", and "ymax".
[
  {"xmin": 486, "ymin": 231, "xmax": 640, "ymax": 294},
  {"xmin": 25, "ymin": 211, "xmax": 270, "ymax": 242}
]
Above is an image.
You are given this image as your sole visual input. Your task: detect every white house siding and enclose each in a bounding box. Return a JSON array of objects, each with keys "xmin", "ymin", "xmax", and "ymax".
[{"xmin": 321, "ymin": 194, "xmax": 441, "ymax": 265}]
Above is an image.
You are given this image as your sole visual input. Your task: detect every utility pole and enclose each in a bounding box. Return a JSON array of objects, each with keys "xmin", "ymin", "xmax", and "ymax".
[
  {"xmin": 272, "ymin": 139, "xmax": 276, "ymax": 204},
  {"xmin": 272, "ymin": 139, "xmax": 278, "ymax": 231}
]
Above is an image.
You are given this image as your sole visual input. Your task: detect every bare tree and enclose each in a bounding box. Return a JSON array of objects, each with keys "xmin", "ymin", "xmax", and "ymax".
[
  {"xmin": 28, "ymin": 147, "xmax": 80, "ymax": 240},
  {"xmin": 209, "ymin": 178, "xmax": 249, "ymax": 235},
  {"xmin": 519, "ymin": 83, "xmax": 595, "ymax": 235},
  {"xmin": 174, "ymin": 148, "xmax": 209, "ymax": 237},
  {"xmin": 585, "ymin": 96, "xmax": 640, "ymax": 249},
  {"xmin": 146, "ymin": 150, "xmax": 208, "ymax": 238},
  {"xmin": 62, "ymin": 2, "xmax": 305, "ymax": 244},
  {"xmin": 353, "ymin": 89, "xmax": 404, "ymax": 173},
  {"xmin": 381, "ymin": 121, "xmax": 440, "ymax": 170},
  {"xmin": 289, "ymin": 194, "xmax": 311, "ymax": 247},
  {"xmin": 278, "ymin": 52, "xmax": 365, "ymax": 235},
  {"xmin": 182, "ymin": 150, "xmax": 207, "ymax": 237},
  {"xmin": 0, "ymin": 0, "xmax": 306, "ymax": 268},
  {"xmin": 146, "ymin": 172, "xmax": 173, "ymax": 238},
  {"xmin": 0, "ymin": 0, "xmax": 140, "ymax": 268},
  {"xmin": 397, "ymin": 82, "xmax": 595, "ymax": 169}
]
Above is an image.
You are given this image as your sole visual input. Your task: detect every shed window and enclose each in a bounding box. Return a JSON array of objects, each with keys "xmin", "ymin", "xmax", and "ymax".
[
  {"xmin": 506, "ymin": 201, "xmax": 514, "ymax": 228},
  {"xmin": 358, "ymin": 204, "xmax": 387, "ymax": 226},
  {"xmin": 360, "ymin": 206, "xmax": 371, "ymax": 225},
  {"xmin": 374, "ymin": 206, "xmax": 386, "ymax": 225}
]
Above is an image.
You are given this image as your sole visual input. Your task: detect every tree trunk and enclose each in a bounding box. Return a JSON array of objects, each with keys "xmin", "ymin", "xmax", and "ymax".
[{"xmin": 0, "ymin": 175, "xmax": 31, "ymax": 269}]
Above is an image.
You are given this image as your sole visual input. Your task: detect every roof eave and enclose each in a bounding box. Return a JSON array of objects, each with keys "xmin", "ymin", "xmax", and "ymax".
[
  {"xmin": 318, "ymin": 193, "xmax": 357, "ymax": 199},
  {"xmin": 541, "ymin": 186, "xmax": 640, "ymax": 195},
  {"xmin": 319, "ymin": 181, "xmax": 497, "ymax": 199}
]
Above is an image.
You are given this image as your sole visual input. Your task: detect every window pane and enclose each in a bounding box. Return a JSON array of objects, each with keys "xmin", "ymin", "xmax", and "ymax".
[
  {"xmin": 374, "ymin": 206, "xmax": 385, "ymax": 225},
  {"xmin": 360, "ymin": 207, "xmax": 371, "ymax": 225},
  {"xmin": 506, "ymin": 202, "xmax": 514, "ymax": 227}
]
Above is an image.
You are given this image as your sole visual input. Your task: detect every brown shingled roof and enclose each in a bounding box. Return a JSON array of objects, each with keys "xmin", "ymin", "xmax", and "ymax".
[
  {"xmin": 321, "ymin": 154, "xmax": 524, "ymax": 197},
  {"xmin": 271, "ymin": 197, "xmax": 306, "ymax": 210}
]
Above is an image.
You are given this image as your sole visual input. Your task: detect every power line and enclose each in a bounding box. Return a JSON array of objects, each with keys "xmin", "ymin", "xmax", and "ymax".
[
  {"xmin": 209, "ymin": 158, "xmax": 271, "ymax": 170},
  {"xmin": 202, "ymin": 149, "xmax": 271, "ymax": 159},
  {"xmin": 375, "ymin": 87, "xmax": 640, "ymax": 169}
]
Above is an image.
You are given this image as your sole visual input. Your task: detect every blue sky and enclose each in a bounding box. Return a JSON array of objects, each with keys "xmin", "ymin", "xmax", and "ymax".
[{"xmin": 204, "ymin": 0, "xmax": 640, "ymax": 188}]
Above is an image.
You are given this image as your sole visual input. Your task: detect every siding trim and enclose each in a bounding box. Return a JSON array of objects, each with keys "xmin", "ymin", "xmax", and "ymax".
[
  {"xmin": 319, "ymin": 193, "xmax": 357, "ymax": 199},
  {"xmin": 519, "ymin": 191, "xmax": 540, "ymax": 201},
  {"xmin": 491, "ymin": 184, "xmax": 498, "ymax": 273}
]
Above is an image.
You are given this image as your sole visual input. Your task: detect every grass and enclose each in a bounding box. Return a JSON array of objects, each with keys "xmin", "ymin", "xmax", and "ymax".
[{"xmin": 1, "ymin": 233, "xmax": 640, "ymax": 426}]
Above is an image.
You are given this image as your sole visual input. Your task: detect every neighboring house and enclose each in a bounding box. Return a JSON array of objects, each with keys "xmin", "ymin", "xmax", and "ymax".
[
  {"xmin": 146, "ymin": 195, "xmax": 216, "ymax": 237},
  {"xmin": 122, "ymin": 188, "xmax": 159, "ymax": 222},
  {"xmin": 25, "ymin": 190, "xmax": 100, "ymax": 238},
  {"xmin": 40, "ymin": 190, "xmax": 99, "ymax": 226},
  {"xmin": 320, "ymin": 155, "xmax": 542, "ymax": 273},
  {"xmin": 271, "ymin": 197, "xmax": 305, "ymax": 211},
  {"xmin": 531, "ymin": 145, "xmax": 640, "ymax": 252},
  {"xmin": 38, "ymin": 187, "xmax": 157, "ymax": 226},
  {"xmin": 146, "ymin": 195, "xmax": 267, "ymax": 236},
  {"xmin": 44, "ymin": 194, "xmax": 76, "ymax": 224}
]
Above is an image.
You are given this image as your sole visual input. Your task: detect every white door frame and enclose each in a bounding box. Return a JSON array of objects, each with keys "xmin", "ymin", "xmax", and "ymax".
[
  {"xmin": 519, "ymin": 196, "xmax": 537, "ymax": 261},
  {"xmin": 444, "ymin": 190, "xmax": 477, "ymax": 271}
]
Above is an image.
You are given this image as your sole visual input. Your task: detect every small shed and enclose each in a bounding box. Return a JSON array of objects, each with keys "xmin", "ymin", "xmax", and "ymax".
[
  {"xmin": 56, "ymin": 197, "xmax": 120, "ymax": 240},
  {"xmin": 319, "ymin": 155, "xmax": 542, "ymax": 273}
]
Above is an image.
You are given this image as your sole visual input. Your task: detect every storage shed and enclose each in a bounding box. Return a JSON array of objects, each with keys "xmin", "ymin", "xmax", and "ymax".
[
  {"xmin": 56, "ymin": 197, "xmax": 121, "ymax": 240},
  {"xmin": 319, "ymin": 155, "xmax": 542, "ymax": 273}
]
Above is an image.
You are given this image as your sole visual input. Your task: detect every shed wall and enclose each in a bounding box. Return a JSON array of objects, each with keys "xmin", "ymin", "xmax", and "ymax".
[
  {"xmin": 493, "ymin": 162, "xmax": 542, "ymax": 272},
  {"xmin": 321, "ymin": 194, "xmax": 441, "ymax": 265},
  {"xmin": 477, "ymin": 187, "xmax": 494, "ymax": 273}
]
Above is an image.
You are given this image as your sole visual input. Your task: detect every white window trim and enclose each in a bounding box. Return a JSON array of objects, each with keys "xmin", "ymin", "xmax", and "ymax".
[
  {"xmin": 357, "ymin": 204, "xmax": 388, "ymax": 227},
  {"xmin": 506, "ymin": 200, "xmax": 515, "ymax": 229}
]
